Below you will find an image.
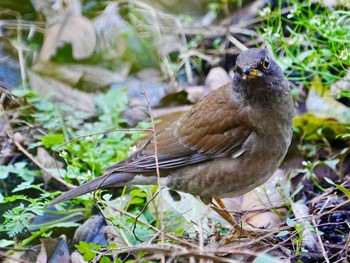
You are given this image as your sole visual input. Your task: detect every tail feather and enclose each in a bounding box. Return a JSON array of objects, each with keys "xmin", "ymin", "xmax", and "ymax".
[{"xmin": 50, "ymin": 173, "xmax": 135, "ymax": 205}]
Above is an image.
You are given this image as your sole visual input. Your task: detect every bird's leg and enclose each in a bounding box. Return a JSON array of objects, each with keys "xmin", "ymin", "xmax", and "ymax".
[
  {"xmin": 211, "ymin": 198, "xmax": 242, "ymax": 235},
  {"xmin": 211, "ymin": 199, "xmax": 267, "ymax": 241}
]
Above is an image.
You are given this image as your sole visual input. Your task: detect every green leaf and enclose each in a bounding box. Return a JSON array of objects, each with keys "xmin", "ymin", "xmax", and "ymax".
[
  {"xmin": 102, "ymin": 193, "xmax": 112, "ymax": 201},
  {"xmin": 324, "ymin": 177, "xmax": 334, "ymax": 185},
  {"xmin": 129, "ymin": 197, "xmax": 144, "ymax": 205},
  {"xmin": 75, "ymin": 242, "xmax": 101, "ymax": 261},
  {"xmin": 11, "ymin": 89, "xmax": 32, "ymax": 97},
  {"xmin": 106, "ymin": 243, "xmax": 117, "ymax": 250},
  {"xmin": 174, "ymin": 227, "xmax": 185, "ymax": 235},
  {"xmin": 10, "ymin": 162, "xmax": 39, "ymax": 183},
  {"xmin": 286, "ymin": 217, "xmax": 295, "ymax": 227},
  {"xmin": 42, "ymin": 134, "xmax": 64, "ymax": 148},
  {"xmin": 100, "ymin": 257, "xmax": 111, "ymax": 263},
  {"xmin": 276, "ymin": 230, "xmax": 290, "ymax": 237},
  {"xmin": 325, "ymin": 177, "xmax": 350, "ymax": 199},
  {"xmin": 0, "ymin": 239, "xmax": 15, "ymax": 247},
  {"xmin": 335, "ymin": 184, "xmax": 350, "ymax": 199},
  {"xmin": 323, "ymin": 159, "xmax": 339, "ymax": 170},
  {"xmin": 130, "ymin": 189, "xmax": 148, "ymax": 198},
  {"xmin": 0, "ymin": 165, "xmax": 9, "ymax": 179},
  {"xmin": 12, "ymin": 182, "xmax": 33, "ymax": 192}
]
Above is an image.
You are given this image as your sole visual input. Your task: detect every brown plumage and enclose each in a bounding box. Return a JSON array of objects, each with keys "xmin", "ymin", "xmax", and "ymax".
[{"xmin": 50, "ymin": 48, "xmax": 294, "ymax": 205}]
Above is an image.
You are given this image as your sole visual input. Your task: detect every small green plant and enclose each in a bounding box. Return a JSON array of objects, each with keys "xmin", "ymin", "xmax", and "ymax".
[
  {"xmin": 286, "ymin": 215, "xmax": 319, "ymax": 256},
  {"xmin": 1, "ymin": 87, "xmax": 146, "ymax": 241},
  {"xmin": 260, "ymin": 1, "xmax": 350, "ymax": 88},
  {"xmin": 325, "ymin": 177, "xmax": 350, "ymax": 199},
  {"xmin": 75, "ymin": 241, "xmax": 116, "ymax": 262}
]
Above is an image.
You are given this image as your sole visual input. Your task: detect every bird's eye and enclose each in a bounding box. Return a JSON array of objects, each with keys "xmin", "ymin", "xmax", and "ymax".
[{"xmin": 262, "ymin": 57, "xmax": 270, "ymax": 70}]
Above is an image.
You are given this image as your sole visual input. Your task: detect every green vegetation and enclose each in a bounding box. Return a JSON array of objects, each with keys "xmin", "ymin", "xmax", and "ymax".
[
  {"xmin": 260, "ymin": 1, "xmax": 350, "ymax": 88},
  {"xmin": 1, "ymin": 0, "xmax": 350, "ymax": 261},
  {"xmin": 0, "ymin": 88, "xmax": 146, "ymax": 241}
]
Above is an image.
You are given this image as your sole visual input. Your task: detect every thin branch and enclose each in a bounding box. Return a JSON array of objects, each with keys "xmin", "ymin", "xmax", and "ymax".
[
  {"xmin": 312, "ymin": 216, "xmax": 330, "ymax": 263},
  {"xmin": 104, "ymin": 200, "xmax": 198, "ymax": 249},
  {"xmin": 141, "ymin": 88, "xmax": 165, "ymax": 248}
]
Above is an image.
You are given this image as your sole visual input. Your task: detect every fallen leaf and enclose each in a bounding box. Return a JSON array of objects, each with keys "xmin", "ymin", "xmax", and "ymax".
[
  {"xmin": 36, "ymin": 238, "xmax": 70, "ymax": 263},
  {"xmin": 223, "ymin": 169, "xmax": 288, "ymax": 229},
  {"xmin": 32, "ymin": 62, "xmax": 129, "ymax": 92},
  {"xmin": 293, "ymin": 113, "xmax": 348, "ymax": 141},
  {"xmin": 27, "ymin": 69, "xmax": 96, "ymax": 113},
  {"xmin": 39, "ymin": 12, "xmax": 96, "ymax": 61},
  {"xmin": 92, "ymin": 2, "xmax": 128, "ymax": 52},
  {"xmin": 306, "ymin": 76, "xmax": 350, "ymax": 123}
]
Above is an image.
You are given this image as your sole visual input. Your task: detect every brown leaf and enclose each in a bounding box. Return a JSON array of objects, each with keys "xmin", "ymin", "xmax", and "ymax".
[
  {"xmin": 39, "ymin": 12, "xmax": 96, "ymax": 61},
  {"xmin": 27, "ymin": 69, "xmax": 96, "ymax": 113},
  {"xmin": 92, "ymin": 2, "xmax": 128, "ymax": 52},
  {"xmin": 223, "ymin": 169, "xmax": 288, "ymax": 229},
  {"xmin": 32, "ymin": 62, "xmax": 129, "ymax": 91},
  {"xmin": 36, "ymin": 238, "xmax": 70, "ymax": 263},
  {"xmin": 306, "ymin": 76, "xmax": 350, "ymax": 123},
  {"xmin": 36, "ymin": 147, "xmax": 64, "ymax": 188},
  {"xmin": 73, "ymin": 215, "xmax": 108, "ymax": 245}
]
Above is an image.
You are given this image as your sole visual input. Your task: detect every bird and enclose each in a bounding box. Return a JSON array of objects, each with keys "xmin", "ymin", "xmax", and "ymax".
[{"xmin": 50, "ymin": 48, "xmax": 294, "ymax": 210}]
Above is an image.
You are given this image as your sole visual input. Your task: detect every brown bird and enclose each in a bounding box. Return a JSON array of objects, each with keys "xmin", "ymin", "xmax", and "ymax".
[{"xmin": 51, "ymin": 48, "xmax": 294, "ymax": 209}]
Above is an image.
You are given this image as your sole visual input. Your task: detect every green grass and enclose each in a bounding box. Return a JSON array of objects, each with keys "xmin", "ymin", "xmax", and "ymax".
[{"xmin": 260, "ymin": 1, "xmax": 350, "ymax": 89}]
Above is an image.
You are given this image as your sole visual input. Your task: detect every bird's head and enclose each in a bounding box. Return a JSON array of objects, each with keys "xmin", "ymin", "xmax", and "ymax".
[{"xmin": 234, "ymin": 48, "xmax": 282, "ymax": 81}]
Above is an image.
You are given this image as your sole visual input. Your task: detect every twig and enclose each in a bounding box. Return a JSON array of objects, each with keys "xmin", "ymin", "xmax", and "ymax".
[
  {"xmin": 109, "ymin": 244, "xmax": 238, "ymax": 263},
  {"xmin": 141, "ymin": 88, "xmax": 165, "ymax": 249},
  {"xmin": 54, "ymin": 127, "xmax": 153, "ymax": 151},
  {"xmin": 132, "ymin": 190, "xmax": 160, "ymax": 242},
  {"xmin": 105, "ymin": 201, "xmax": 198, "ymax": 249},
  {"xmin": 327, "ymin": 198, "xmax": 350, "ymax": 214},
  {"xmin": 225, "ymin": 33, "xmax": 248, "ymax": 52},
  {"xmin": 312, "ymin": 216, "xmax": 330, "ymax": 263},
  {"xmin": 15, "ymin": 140, "xmax": 75, "ymax": 189},
  {"xmin": 0, "ymin": 19, "xmax": 45, "ymax": 32}
]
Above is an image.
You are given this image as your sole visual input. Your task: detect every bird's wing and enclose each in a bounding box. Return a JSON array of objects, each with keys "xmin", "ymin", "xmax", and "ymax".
[{"xmin": 106, "ymin": 83, "xmax": 252, "ymax": 173}]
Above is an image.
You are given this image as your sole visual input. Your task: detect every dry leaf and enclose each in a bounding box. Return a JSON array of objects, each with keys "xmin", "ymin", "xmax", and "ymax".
[
  {"xmin": 92, "ymin": 2, "xmax": 128, "ymax": 51},
  {"xmin": 158, "ymin": 188, "xmax": 213, "ymax": 235},
  {"xmin": 31, "ymin": 0, "xmax": 82, "ymax": 19},
  {"xmin": 330, "ymin": 69, "xmax": 350, "ymax": 93},
  {"xmin": 73, "ymin": 215, "xmax": 108, "ymax": 245},
  {"xmin": 36, "ymin": 238, "xmax": 70, "ymax": 263},
  {"xmin": 32, "ymin": 62, "xmax": 129, "ymax": 91},
  {"xmin": 36, "ymin": 147, "xmax": 64, "ymax": 187},
  {"xmin": 306, "ymin": 76, "xmax": 350, "ymax": 123},
  {"xmin": 186, "ymin": 85, "xmax": 206, "ymax": 103},
  {"xmin": 223, "ymin": 169, "xmax": 287, "ymax": 229},
  {"xmin": 31, "ymin": 62, "xmax": 83, "ymax": 86},
  {"xmin": 39, "ymin": 12, "xmax": 96, "ymax": 61},
  {"xmin": 27, "ymin": 69, "xmax": 96, "ymax": 113},
  {"xmin": 186, "ymin": 67, "xmax": 230, "ymax": 103}
]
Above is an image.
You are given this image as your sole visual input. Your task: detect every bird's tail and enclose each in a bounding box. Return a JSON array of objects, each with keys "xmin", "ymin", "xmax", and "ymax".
[{"xmin": 50, "ymin": 173, "xmax": 135, "ymax": 205}]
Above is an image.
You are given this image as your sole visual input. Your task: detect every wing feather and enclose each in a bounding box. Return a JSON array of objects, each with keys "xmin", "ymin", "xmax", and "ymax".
[{"xmin": 105, "ymin": 83, "xmax": 252, "ymax": 174}]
